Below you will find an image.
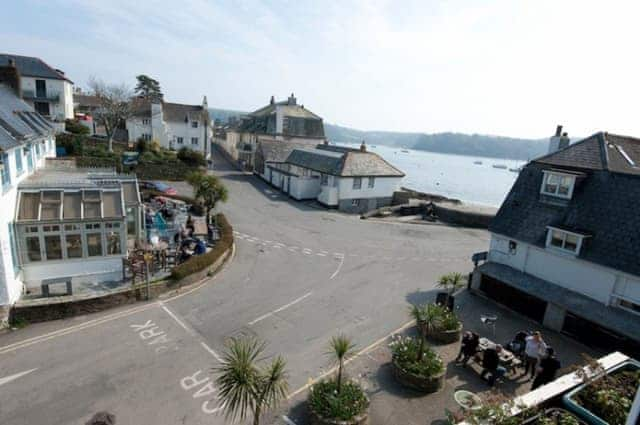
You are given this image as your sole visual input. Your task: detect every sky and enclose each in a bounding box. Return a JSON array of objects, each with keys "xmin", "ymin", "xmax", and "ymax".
[{"xmin": 3, "ymin": 0, "xmax": 640, "ymax": 139}]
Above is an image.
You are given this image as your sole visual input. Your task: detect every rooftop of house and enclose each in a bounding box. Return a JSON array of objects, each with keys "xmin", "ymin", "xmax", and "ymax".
[
  {"xmin": 490, "ymin": 131, "xmax": 640, "ymax": 277},
  {"xmin": 129, "ymin": 98, "xmax": 205, "ymax": 122},
  {"xmin": 0, "ymin": 84, "xmax": 53, "ymax": 151},
  {"xmin": 0, "ymin": 53, "xmax": 73, "ymax": 83},
  {"xmin": 249, "ymin": 94, "xmax": 322, "ymax": 120},
  {"xmin": 19, "ymin": 165, "xmax": 138, "ymax": 189},
  {"xmin": 73, "ymin": 93, "xmax": 101, "ymax": 108},
  {"xmin": 257, "ymin": 139, "xmax": 317, "ymax": 163},
  {"xmin": 286, "ymin": 144, "xmax": 405, "ymax": 177}
]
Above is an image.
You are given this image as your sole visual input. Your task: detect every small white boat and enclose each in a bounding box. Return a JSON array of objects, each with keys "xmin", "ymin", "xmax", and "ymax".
[
  {"xmin": 492, "ymin": 164, "xmax": 507, "ymax": 169},
  {"xmin": 473, "ymin": 160, "xmax": 483, "ymax": 165},
  {"xmin": 509, "ymin": 167, "xmax": 522, "ymax": 173},
  {"xmin": 401, "ymin": 149, "xmax": 410, "ymax": 153}
]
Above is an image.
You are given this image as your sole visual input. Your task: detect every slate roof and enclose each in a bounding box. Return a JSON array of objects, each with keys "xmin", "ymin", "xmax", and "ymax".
[
  {"xmin": 490, "ymin": 132, "xmax": 640, "ymax": 277},
  {"xmin": 0, "ymin": 85, "xmax": 53, "ymax": 150},
  {"xmin": 286, "ymin": 146, "xmax": 405, "ymax": 177},
  {"xmin": 162, "ymin": 102, "xmax": 204, "ymax": 123},
  {"xmin": 73, "ymin": 93, "xmax": 101, "ymax": 108},
  {"xmin": 250, "ymin": 100, "xmax": 321, "ymax": 120},
  {"xmin": 478, "ymin": 262, "xmax": 640, "ymax": 341},
  {"xmin": 0, "ymin": 54, "xmax": 72, "ymax": 83},
  {"xmin": 257, "ymin": 140, "xmax": 316, "ymax": 163}
]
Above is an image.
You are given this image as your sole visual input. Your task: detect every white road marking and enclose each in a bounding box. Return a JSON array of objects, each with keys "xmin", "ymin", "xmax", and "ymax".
[
  {"xmin": 302, "ymin": 249, "xmax": 312, "ymax": 255},
  {"xmin": 272, "ymin": 244, "xmax": 282, "ymax": 249},
  {"xmin": 316, "ymin": 252, "xmax": 326, "ymax": 256},
  {"xmin": 200, "ymin": 342, "xmax": 224, "ymax": 363},
  {"xmin": 160, "ymin": 303, "xmax": 196, "ymax": 337},
  {"xmin": 283, "ymin": 416, "xmax": 298, "ymax": 425},
  {"xmin": 0, "ymin": 368, "xmax": 38, "ymax": 387},
  {"xmin": 330, "ymin": 254, "xmax": 345, "ymax": 280},
  {"xmin": 288, "ymin": 247, "xmax": 298, "ymax": 252},
  {"xmin": 247, "ymin": 292, "xmax": 313, "ymax": 326}
]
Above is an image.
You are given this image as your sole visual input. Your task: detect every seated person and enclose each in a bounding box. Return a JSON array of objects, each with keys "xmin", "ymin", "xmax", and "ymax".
[
  {"xmin": 480, "ymin": 344, "xmax": 507, "ymax": 386},
  {"xmin": 457, "ymin": 332, "xmax": 480, "ymax": 366},
  {"xmin": 194, "ymin": 238, "xmax": 206, "ymax": 255}
]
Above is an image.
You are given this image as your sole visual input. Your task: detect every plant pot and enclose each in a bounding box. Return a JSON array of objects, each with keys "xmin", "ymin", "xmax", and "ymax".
[
  {"xmin": 309, "ymin": 403, "xmax": 369, "ymax": 425},
  {"xmin": 391, "ymin": 357, "xmax": 445, "ymax": 393},
  {"xmin": 562, "ymin": 359, "xmax": 640, "ymax": 425},
  {"xmin": 427, "ymin": 323, "xmax": 463, "ymax": 344}
]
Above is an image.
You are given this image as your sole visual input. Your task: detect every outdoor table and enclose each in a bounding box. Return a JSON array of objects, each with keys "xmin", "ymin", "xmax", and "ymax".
[{"xmin": 477, "ymin": 337, "xmax": 520, "ymax": 374}]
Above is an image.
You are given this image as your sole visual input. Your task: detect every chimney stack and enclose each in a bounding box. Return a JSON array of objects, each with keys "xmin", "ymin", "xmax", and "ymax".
[
  {"xmin": 287, "ymin": 93, "xmax": 296, "ymax": 105},
  {"xmin": 0, "ymin": 58, "xmax": 21, "ymax": 97},
  {"xmin": 360, "ymin": 140, "xmax": 367, "ymax": 152},
  {"xmin": 548, "ymin": 124, "xmax": 570, "ymax": 154},
  {"xmin": 270, "ymin": 95, "xmax": 275, "ymax": 105}
]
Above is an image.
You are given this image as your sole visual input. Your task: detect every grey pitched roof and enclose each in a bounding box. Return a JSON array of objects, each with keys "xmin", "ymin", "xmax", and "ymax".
[
  {"xmin": 73, "ymin": 93, "xmax": 101, "ymax": 108},
  {"xmin": 286, "ymin": 148, "xmax": 344, "ymax": 175},
  {"xmin": 490, "ymin": 133, "xmax": 640, "ymax": 277},
  {"xmin": 535, "ymin": 132, "xmax": 640, "ymax": 175},
  {"xmin": 286, "ymin": 146, "xmax": 405, "ymax": 177},
  {"xmin": 250, "ymin": 99, "xmax": 322, "ymax": 120},
  {"xmin": 162, "ymin": 102, "xmax": 203, "ymax": 122},
  {"xmin": 0, "ymin": 85, "xmax": 53, "ymax": 150},
  {"xmin": 257, "ymin": 140, "xmax": 316, "ymax": 163},
  {"xmin": 0, "ymin": 54, "xmax": 72, "ymax": 83}
]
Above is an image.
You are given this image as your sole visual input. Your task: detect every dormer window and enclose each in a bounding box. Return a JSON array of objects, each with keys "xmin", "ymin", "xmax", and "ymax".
[
  {"xmin": 545, "ymin": 226, "xmax": 588, "ymax": 255},
  {"xmin": 541, "ymin": 170, "xmax": 576, "ymax": 199}
]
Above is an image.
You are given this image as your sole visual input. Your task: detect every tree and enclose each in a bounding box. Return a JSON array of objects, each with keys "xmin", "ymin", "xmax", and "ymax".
[
  {"xmin": 409, "ymin": 303, "xmax": 429, "ymax": 362},
  {"xmin": 437, "ymin": 272, "xmax": 465, "ymax": 307},
  {"xmin": 134, "ymin": 74, "xmax": 163, "ymax": 102},
  {"xmin": 215, "ymin": 336, "xmax": 288, "ymax": 425},
  {"xmin": 328, "ymin": 334, "xmax": 356, "ymax": 393},
  {"xmin": 186, "ymin": 172, "xmax": 228, "ymax": 225},
  {"xmin": 88, "ymin": 78, "xmax": 133, "ymax": 152}
]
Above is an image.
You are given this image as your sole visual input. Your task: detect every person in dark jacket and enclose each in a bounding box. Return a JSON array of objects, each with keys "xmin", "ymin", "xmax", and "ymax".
[
  {"xmin": 531, "ymin": 347, "xmax": 561, "ymax": 390},
  {"xmin": 481, "ymin": 344, "xmax": 506, "ymax": 386},
  {"xmin": 456, "ymin": 332, "xmax": 480, "ymax": 366}
]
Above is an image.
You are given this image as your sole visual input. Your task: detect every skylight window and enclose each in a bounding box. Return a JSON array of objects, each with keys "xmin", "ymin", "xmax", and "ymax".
[{"xmin": 540, "ymin": 170, "xmax": 576, "ymax": 199}]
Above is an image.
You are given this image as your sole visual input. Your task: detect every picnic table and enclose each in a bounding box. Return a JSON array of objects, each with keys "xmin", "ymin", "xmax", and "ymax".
[{"xmin": 476, "ymin": 337, "xmax": 522, "ymax": 374}]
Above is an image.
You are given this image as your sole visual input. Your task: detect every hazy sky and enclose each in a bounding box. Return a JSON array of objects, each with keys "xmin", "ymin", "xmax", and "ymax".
[{"xmin": 4, "ymin": 0, "xmax": 640, "ymax": 138}]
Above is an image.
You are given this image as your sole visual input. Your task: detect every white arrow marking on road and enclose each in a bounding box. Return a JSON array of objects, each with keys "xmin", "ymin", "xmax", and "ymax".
[
  {"xmin": 248, "ymin": 292, "xmax": 312, "ymax": 325},
  {"xmin": 0, "ymin": 368, "xmax": 38, "ymax": 387}
]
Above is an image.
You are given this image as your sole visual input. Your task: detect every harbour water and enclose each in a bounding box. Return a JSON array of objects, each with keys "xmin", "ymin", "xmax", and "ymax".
[{"xmin": 342, "ymin": 144, "xmax": 527, "ymax": 207}]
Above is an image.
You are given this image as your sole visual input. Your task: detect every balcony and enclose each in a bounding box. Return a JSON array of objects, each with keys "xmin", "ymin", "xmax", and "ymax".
[{"xmin": 22, "ymin": 89, "xmax": 61, "ymax": 102}]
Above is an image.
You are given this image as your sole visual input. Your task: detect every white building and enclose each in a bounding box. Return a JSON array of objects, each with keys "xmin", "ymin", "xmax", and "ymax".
[
  {"xmin": 214, "ymin": 94, "xmax": 326, "ymax": 170},
  {"xmin": 0, "ymin": 78, "xmax": 57, "ymax": 322},
  {"xmin": 126, "ymin": 96, "xmax": 211, "ymax": 158},
  {"xmin": 0, "ymin": 54, "xmax": 74, "ymax": 123},
  {"xmin": 471, "ymin": 129, "xmax": 640, "ymax": 355},
  {"xmin": 259, "ymin": 142, "xmax": 404, "ymax": 214}
]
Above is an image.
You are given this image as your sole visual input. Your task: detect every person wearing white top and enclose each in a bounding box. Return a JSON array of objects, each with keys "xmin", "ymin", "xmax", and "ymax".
[{"xmin": 523, "ymin": 331, "xmax": 547, "ymax": 379}]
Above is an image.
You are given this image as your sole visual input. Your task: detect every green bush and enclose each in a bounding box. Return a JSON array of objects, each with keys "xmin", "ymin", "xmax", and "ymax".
[
  {"xmin": 308, "ymin": 380, "xmax": 368, "ymax": 421},
  {"xmin": 170, "ymin": 213, "xmax": 233, "ymax": 281},
  {"xmin": 65, "ymin": 119, "xmax": 90, "ymax": 135},
  {"xmin": 177, "ymin": 147, "xmax": 206, "ymax": 167},
  {"xmin": 56, "ymin": 132, "xmax": 85, "ymax": 156},
  {"xmin": 389, "ymin": 335, "xmax": 444, "ymax": 378}
]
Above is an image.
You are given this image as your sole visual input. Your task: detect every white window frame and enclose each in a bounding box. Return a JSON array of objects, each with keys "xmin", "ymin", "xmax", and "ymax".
[
  {"xmin": 191, "ymin": 137, "xmax": 199, "ymax": 145},
  {"xmin": 545, "ymin": 226, "xmax": 585, "ymax": 255},
  {"xmin": 176, "ymin": 137, "xmax": 184, "ymax": 144},
  {"xmin": 540, "ymin": 170, "xmax": 576, "ymax": 199},
  {"xmin": 191, "ymin": 121, "xmax": 199, "ymax": 128},
  {"xmin": 351, "ymin": 199, "xmax": 360, "ymax": 207},
  {"xmin": 352, "ymin": 177, "xmax": 362, "ymax": 190},
  {"xmin": 368, "ymin": 177, "xmax": 375, "ymax": 188},
  {"xmin": 612, "ymin": 295, "xmax": 640, "ymax": 316}
]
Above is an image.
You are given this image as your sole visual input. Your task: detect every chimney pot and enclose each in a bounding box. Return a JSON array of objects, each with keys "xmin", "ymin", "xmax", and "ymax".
[
  {"xmin": 360, "ymin": 140, "xmax": 367, "ymax": 152},
  {"xmin": 555, "ymin": 125, "xmax": 563, "ymax": 137},
  {"xmin": 270, "ymin": 95, "xmax": 274, "ymax": 105}
]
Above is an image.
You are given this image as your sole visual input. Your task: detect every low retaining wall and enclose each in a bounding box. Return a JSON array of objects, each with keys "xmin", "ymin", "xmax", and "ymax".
[
  {"xmin": 432, "ymin": 203, "xmax": 494, "ymax": 228},
  {"xmin": 9, "ymin": 234, "xmax": 233, "ymax": 326}
]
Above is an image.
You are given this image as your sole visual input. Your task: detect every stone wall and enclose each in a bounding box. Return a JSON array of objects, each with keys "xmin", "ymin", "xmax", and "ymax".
[
  {"xmin": 432, "ymin": 203, "xmax": 493, "ymax": 228},
  {"xmin": 338, "ymin": 197, "xmax": 392, "ymax": 214}
]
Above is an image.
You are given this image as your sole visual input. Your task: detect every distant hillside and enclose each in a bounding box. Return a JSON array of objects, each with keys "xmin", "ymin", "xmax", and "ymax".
[{"xmin": 210, "ymin": 108, "xmax": 548, "ymax": 160}]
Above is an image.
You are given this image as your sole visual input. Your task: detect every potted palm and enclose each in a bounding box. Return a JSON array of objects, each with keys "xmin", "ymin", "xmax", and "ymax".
[
  {"xmin": 425, "ymin": 303, "xmax": 463, "ymax": 344},
  {"xmin": 308, "ymin": 335, "xmax": 369, "ymax": 425},
  {"xmin": 390, "ymin": 304, "xmax": 445, "ymax": 393},
  {"xmin": 436, "ymin": 272, "xmax": 466, "ymax": 310},
  {"xmin": 215, "ymin": 336, "xmax": 288, "ymax": 425}
]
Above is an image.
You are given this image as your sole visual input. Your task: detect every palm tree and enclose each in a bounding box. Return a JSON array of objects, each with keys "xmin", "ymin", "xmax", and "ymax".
[
  {"xmin": 186, "ymin": 171, "xmax": 229, "ymax": 225},
  {"xmin": 437, "ymin": 272, "xmax": 466, "ymax": 307},
  {"xmin": 328, "ymin": 334, "xmax": 356, "ymax": 393},
  {"xmin": 215, "ymin": 336, "xmax": 288, "ymax": 425}
]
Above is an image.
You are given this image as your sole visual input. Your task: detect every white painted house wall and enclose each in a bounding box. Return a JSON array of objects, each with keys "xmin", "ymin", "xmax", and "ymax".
[
  {"xmin": 165, "ymin": 119, "xmax": 207, "ymax": 155},
  {"xmin": 22, "ymin": 257, "xmax": 122, "ymax": 291},
  {"xmin": 0, "ymin": 136, "xmax": 56, "ymax": 307},
  {"xmin": 337, "ymin": 176, "xmax": 401, "ymax": 201},
  {"xmin": 488, "ymin": 233, "xmax": 640, "ymax": 307},
  {"xmin": 20, "ymin": 76, "xmax": 74, "ymax": 121},
  {"xmin": 289, "ymin": 176, "xmax": 320, "ymax": 200},
  {"xmin": 126, "ymin": 117, "xmax": 152, "ymax": 143}
]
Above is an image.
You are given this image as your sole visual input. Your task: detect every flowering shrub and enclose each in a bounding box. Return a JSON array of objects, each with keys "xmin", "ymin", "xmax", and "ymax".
[
  {"xmin": 308, "ymin": 379, "xmax": 368, "ymax": 421},
  {"xmin": 389, "ymin": 335, "xmax": 444, "ymax": 378}
]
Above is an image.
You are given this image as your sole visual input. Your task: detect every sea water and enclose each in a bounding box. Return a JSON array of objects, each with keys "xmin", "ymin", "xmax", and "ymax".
[{"xmin": 343, "ymin": 144, "xmax": 527, "ymax": 207}]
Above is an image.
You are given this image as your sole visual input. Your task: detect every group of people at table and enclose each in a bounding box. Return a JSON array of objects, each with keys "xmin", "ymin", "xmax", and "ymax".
[{"xmin": 455, "ymin": 330, "xmax": 561, "ymax": 388}]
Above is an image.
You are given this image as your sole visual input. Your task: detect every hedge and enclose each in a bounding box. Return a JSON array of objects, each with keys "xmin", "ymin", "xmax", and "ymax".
[
  {"xmin": 170, "ymin": 213, "xmax": 233, "ymax": 281},
  {"xmin": 141, "ymin": 189, "xmax": 205, "ymax": 216}
]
